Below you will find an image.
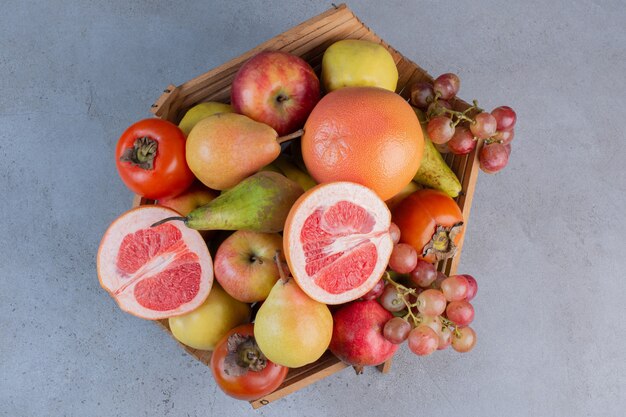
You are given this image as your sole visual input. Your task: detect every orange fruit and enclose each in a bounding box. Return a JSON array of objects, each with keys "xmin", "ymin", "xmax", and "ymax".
[
  {"xmin": 392, "ymin": 189, "xmax": 464, "ymax": 263},
  {"xmin": 283, "ymin": 182, "xmax": 393, "ymax": 304},
  {"xmin": 301, "ymin": 87, "xmax": 424, "ymax": 201},
  {"xmin": 97, "ymin": 206, "xmax": 214, "ymax": 320}
]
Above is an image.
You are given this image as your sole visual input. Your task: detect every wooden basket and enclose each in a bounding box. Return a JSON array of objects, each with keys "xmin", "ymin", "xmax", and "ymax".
[{"xmin": 136, "ymin": 3, "xmax": 482, "ymax": 409}]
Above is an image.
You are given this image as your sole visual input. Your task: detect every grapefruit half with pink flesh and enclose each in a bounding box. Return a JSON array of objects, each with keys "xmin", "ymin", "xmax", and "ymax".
[
  {"xmin": 283, "ymin": 182, "xmax": 393, "ymax": 304},
  {"xmin": 97, "ymin": 206, "xmax": 213, "ymax": 320}
]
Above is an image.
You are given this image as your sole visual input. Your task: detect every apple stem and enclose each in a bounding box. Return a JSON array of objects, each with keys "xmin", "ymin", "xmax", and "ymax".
[{"xmin": 277, "ymin": 129, "xmax": 304, "ymax": 144}]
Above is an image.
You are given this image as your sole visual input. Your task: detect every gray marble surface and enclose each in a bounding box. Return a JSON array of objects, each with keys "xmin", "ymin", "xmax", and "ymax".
[{"xmin": 1, "ymin": 1, "xmax": 625, "ymax": 416}]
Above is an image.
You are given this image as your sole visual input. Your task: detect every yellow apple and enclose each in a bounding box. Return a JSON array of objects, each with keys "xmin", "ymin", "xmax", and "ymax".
[
  {"xmin": 168, "ymin": 284, "xmax": 250, "ymax": 351},
  {"xmin": 321, "ymin": 39, "xmax": 398, "ymax": 92},
  {"xmin": 178, "ymin": 102, "xmax": 232, "ymax": 136}
]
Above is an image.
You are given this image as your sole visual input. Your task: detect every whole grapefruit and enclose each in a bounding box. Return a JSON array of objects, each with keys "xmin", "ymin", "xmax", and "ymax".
[{"xmin": 301, "ymin": 87, "xmax": 424, "ymax": 201}]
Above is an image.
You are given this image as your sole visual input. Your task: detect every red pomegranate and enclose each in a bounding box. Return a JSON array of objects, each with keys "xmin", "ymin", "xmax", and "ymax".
[{"xmin": 329, "ymin": 300, "xmax": 398, "ymax": 366}]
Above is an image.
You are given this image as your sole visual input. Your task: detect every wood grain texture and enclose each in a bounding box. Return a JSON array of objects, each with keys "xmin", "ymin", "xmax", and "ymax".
[{"xmin": 142, "ymin": 2, "xmax": 481, "ymax": 408}]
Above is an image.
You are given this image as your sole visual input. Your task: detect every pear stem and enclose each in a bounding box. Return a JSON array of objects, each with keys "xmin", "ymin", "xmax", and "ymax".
[
  {"xmin": 277, "ymin": 129, "xmax": 304, "ymax": 144},
  {"xmin": 151, "ymin": 216, "xmax": 186, "ymax": 227},
  {"xmin": 273, "ymin": 251, "xmax": 290, "ymax": 284}
]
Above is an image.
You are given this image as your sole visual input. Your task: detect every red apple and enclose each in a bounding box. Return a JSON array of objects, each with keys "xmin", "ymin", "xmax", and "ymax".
[
  {"xmin": 157, "ymin": 181, "xmax": 217, "ymax": 215},
  {"xmin": 329, "ymin": 300, "xmax": 398, "ymax": 367},
  {"xmin": 230, "ymin": 51, "xmax": 321, "ymax": 136},
  {"xmin": 214, "ymin": 230, "xmax": 283, "ymax": 303}
]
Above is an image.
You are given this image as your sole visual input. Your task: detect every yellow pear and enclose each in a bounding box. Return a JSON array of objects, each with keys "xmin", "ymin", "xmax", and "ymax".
[
  {"xmin": 178, "ymin": 102, "xmax": 233, "ymax": 136},
  {"xmin": 186, "ymin": 113, "xmax": 282, "ymax": 190},
  {"xmin": 254, "ymin": 278, "xmax": 333, "ymax": 368},
  {"xmin": 321, "ymin": 39, "xmax": 398, "ymax": 92}
]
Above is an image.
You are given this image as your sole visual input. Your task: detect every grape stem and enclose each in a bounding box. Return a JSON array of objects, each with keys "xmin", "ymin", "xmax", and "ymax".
[
  {"xmin": 383, "ymin": 271, "xmax": 422, "ymax": 327},
  {"xmin": 426, "ymin": 94, "xmax": 511, "ymax": 144},
  {"xmin": 426, "ymin": 95, "xmax": 485, "ymax": 130},
  {"xmin": 440, "ymin": 316, "xmax": 462, "ymax": 337},
  {"xmin": 383, "ymin": 271, "xmax": 466, "ymax": 335}
]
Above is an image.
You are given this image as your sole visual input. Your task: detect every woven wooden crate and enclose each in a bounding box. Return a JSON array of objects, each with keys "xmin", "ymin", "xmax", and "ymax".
[{"xmin": 136, "ymin": 3, "xmax": 482, "ymax": 409}]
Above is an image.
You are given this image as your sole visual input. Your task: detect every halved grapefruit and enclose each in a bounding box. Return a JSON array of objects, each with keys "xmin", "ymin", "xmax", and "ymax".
[
  {"xmin": 97, "ymin": 206, "xmax": 213, "ymax": 320},
  {"xmin": 283, "ymin": 182, "xmax": 393, "ymax": 304}
]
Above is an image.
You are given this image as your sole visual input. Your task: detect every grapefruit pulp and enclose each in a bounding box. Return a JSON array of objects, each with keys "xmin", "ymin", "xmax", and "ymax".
[
  {"xmin": 97, "ymin": 206, "xmax": 214, "ymax": 320},
  {"xmin": 283, "ymin": 182, "xmax": 393, "ymax": 304}
]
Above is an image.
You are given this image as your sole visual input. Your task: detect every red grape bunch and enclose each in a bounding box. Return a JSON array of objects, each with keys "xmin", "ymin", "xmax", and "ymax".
[
  {"xmin": 363, "ymin": 223, "xmax": 479, "ymax": 356},
  {"xmin": 410, "ymin": 73, "xmax": 517, "ymax": 174}
]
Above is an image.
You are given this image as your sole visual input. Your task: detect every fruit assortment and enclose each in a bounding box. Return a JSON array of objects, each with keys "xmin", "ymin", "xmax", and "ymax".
[{"xmin": 97, "ymin": 37, "xmax": 517, "ymax": 402}]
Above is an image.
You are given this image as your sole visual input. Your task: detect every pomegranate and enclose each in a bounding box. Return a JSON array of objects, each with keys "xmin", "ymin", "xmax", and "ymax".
[{"xmin": 329, "ymin": 300, "xmax": 398, "ymax": 366}]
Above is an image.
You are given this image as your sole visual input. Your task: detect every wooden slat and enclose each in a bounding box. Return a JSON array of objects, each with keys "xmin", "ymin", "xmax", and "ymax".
[
  {"xmin": 250, "ymin": 353, "xmax": 348, "ymax": 408},
  {"xmin": 151, "ymin": 85, "xmax": 179, "ymax": 119},
  {"xmin": 377, "ymin": 358, "xmax": 393, "ymax": 374},
  {"xmin": 448, "ymin": 138, "xmax": 483, "ymax": 274}
]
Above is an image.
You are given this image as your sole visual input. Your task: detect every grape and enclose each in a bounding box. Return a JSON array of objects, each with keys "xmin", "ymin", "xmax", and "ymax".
[
  {"xmin": 440, "ymin": 275, "xmax": 469, "ymax": 301},
  {"xmin": 389, "ymin": 243, "xmax": 418, "ymax": 274},
  {"xmin": 463, "ymin": 275, "xmax": 478, "ymax": 301},
  {"xmin": 491, "ymin": 106, "xmax": 516, "ymax": 131},
  {"xmin": 389, "ymin": 222, "xmax": 401, "ymax": 245},
  {"xmin": 417, "ymin": 314, "xmax": 442, "ymax": 335},
  {"xmin": 410, "ymin": 82, "xmax": 435, "ymax": 109},
  {"xmin": 470, "ymin": 112, "xmax": 497, "ymax": 139},
  {"xmin": 479, "ymin": 143, "xmax": 509, "ymax": 173},
  {"xmin": 408, "ymin": 326, "xmax": 439, "ymax": 356},
  {"xmin": 446, "ymin": 300, "xmax": 475, "ymax": 326},
  {"xmin": 504, "ymin": 143, "xmax": 512, "ymax": 156},
  {"xmin": 437, "ymin": 325, "xmax": 452, "ymax": 350},
  {"xmin": 433, "ymin": 73, "xmax": 460, "ymax": 100},
  {"xmin": 383, "ymin": 317, "xmax": 412, "ymax": 344},
  {"xmin": 418, "ymin": 314, "xmax": 452, "ymax": 349},
  {"xmin": 360, "ymin": 279, "xmax": 385, "ymax": 301},
  {"xmin": 427, "ymin": 99, "xmax": 452, "ymax": 118},
  {"xmin": 409, "ymin": 259, "xmax": 437, "ymax": 288},
  {"xmin": 417, "ymin": 289, "xmax": 447, "ymax": 316},
  {"xmin": 451, "ymin": 326, "xmax": 476, "ymax": 353},
  {"xmin": 379, "ymin": 284, "xmax": 406, "ymax": 312},
  {"xmin": 431, "ymin": 271, "xmax": 447, "ymax": 289},
  {"xmin": 493, "ymin": 129, "xmax": 514, "ymax": 145},
  {"xmin": 447, "ymin": 126, "xmax": 477, "ymax": 155},
  {"xmin": 427, "ymin": 116, "xmax": 455, "ymax": 144}
]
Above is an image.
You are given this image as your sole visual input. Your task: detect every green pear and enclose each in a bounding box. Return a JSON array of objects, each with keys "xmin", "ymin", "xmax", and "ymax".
[
  {"xmin": 273, "ymin": 154, "xmax": 317, "ymax": 191},
  {"xmin": 153, "ymin": 171, "xmax": 303, "ymax": 233}
]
